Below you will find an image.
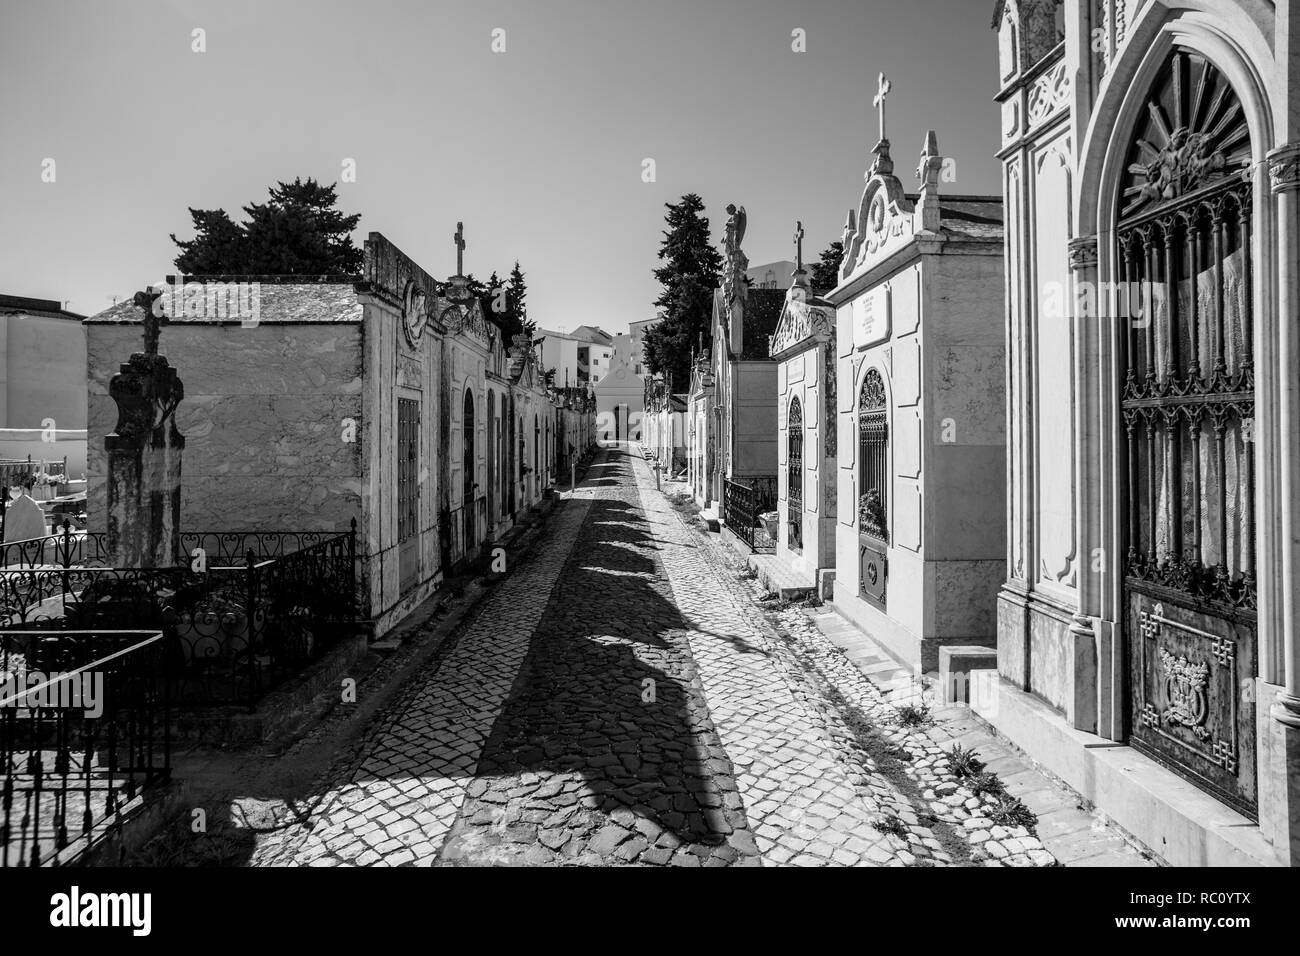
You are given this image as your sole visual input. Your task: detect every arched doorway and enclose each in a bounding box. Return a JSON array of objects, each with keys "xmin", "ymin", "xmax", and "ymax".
[
  {"xmin": 787, "ymin": 396, "xmax": 803, "ymax": 552},
  {"xmin": 858, "ymin": 369, "xmax": 888, "ymax": 609},
  {"xmin": 463, "ymin": 388, "xmax": 476, "ymax": 553},
  {"xmin": 1115, "ymin": 46, "xmax": 1256, "ymax": 815}
]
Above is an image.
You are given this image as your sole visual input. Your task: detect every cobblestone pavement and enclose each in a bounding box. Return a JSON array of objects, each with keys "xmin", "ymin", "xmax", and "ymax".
[{"xmin": 251, "ymin": 447, "xmax": 1063, "ymax": 866}]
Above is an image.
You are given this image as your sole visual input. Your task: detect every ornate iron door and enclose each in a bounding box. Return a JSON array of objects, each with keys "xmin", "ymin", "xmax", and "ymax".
[
  {"xmin": 397, "ymin": 398, "xmax": 419, "ymax": 593},
  {"xmin": 463, "ymin": 390, "xmax": 476, "ymax": 554},
  {"xmin": 858, "ymin": 369, "xmax": 888, "ymax": 609},
  {"xmin": 787, "ymin": 397, "xmax": 803, "ymax": 552},
  {"xmin": 1117, "ymin": 48, "xmax": 1257, "ymax": 816}
]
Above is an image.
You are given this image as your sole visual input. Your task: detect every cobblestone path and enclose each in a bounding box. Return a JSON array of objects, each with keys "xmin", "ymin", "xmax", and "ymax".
[{"xmin": 250, "ymin": 447, "xmax": 1061, "ymax": 866}]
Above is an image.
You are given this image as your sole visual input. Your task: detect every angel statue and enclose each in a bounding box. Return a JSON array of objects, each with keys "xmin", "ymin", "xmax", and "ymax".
[{"xmin": 724, "ymin": 203, "xmax": 747, "ymax": 258}]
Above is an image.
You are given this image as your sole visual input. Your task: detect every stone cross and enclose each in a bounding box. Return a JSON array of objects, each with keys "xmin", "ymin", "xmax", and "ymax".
[
  {"xmin": 454, "ymin": 221, "xmax": 466, "ymax": 275},
  {"xmin": 132, "ymin": 288, "xmax": 166, "ymax": 357},
  {"xmin": 793, "ymin": 221, "xmax": 805, "ymax": 271},
  {"xmin": 873, "ymin": 72, "xmax": 892, "ymax": 142}
]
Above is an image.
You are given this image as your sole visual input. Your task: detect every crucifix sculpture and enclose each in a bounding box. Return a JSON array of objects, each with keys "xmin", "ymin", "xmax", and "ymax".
[
  {"xmin": 873, "ymin": 72, "xmax": 892, "ymax": 142},
  {"xmin": 793, "ymin": 221, "xmax": 805, "ymax": 271},
  {"xmin": 132, "ymin": 288, "xmax": 166, "ymax": 357},
  {"xmin": 454, "ymin": 221, "xmax": 466, "ymax": 275}
]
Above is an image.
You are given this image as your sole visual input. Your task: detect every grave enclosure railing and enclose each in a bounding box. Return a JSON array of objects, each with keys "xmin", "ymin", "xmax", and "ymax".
[
  {"xmin": 1, "ymin": 629, "xmax": 170, "ymax": 867},
  {"xmin": 0, "ymin": 524, "xmax": 359, "ymax": 711},
  {"xmin": 723, "ymin": 475, "xmax": 778, "ymax": 553}
]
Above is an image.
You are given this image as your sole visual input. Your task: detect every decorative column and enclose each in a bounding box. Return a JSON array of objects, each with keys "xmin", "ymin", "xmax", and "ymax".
[
  {"xmin": 105, "ymin": 288, "xmax": 185, "ymax": 568},
  {"xmin": 1266, "ymin": 141, "xmax": 1300, "ymax": 864},
  {"xmin": 1067, "ymin": 235, "xmax": 1102, "ymax": 734}
]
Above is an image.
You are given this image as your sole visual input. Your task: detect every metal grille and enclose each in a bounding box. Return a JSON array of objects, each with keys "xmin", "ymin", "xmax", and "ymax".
[
  {"xmin": 397, "ymin": 399, "xmax": 419, "ymax": 543},
  {"xmin": 1116, "ymin": 47, "xmax": 1257, "ymax": 816}
]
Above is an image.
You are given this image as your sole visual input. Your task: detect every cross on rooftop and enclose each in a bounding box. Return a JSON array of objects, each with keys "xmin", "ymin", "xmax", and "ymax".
[
  {"xmin": 793, "ymin": 221, "xmax": 805, "ymax": 271},
  {"xmin": 873, "ymin": 72, "xmax": 892, "ymax": 142},
  {"xmin": 454, "ymin": 221, "xmax": 466, "ymax": 276}
]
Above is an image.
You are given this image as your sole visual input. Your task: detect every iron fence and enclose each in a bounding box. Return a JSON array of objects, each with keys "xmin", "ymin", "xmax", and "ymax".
[
  {"xmin": 723, "ymin": 475, "xmax": 778, "ymax": 553},
  {"xmin": 1, "ymin": 629, "xmax": 170, "ymax": 867},
  {"xmin": 0, "ymin": 526, "xmax": 111, "ymax": 571},
  {"xmin": 0, "ymin": 523, "xmax": 358, "ymax": 710}
]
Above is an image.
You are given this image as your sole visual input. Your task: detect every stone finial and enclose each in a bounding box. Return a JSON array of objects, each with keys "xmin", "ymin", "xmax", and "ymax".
[{"xmin": 916, "ymin": 130, "xmax": 944, "ymax": 233}]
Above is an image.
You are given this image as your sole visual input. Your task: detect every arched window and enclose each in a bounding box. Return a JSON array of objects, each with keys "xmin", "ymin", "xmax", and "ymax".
[
  {"xmin": 533, "ymin": 414, "xmax": 540, "ymax": 482},
  {"xmin": 1116, "ymin": 46, "xmax": 1257, "ymax": 813},
  {"xmin": 787, "ymin": 396, "xmax": 803, "ymax": 552}
]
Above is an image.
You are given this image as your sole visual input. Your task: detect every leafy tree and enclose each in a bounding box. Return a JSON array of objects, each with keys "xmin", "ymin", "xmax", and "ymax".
[
  {"xmin": 643, "ymin": 194, "xmax": 723, "ymax": 387},
  {"xmin": 171, "ymin": 177, "xmax": 362, "ymax": 275},
  {"xmin": 809, "ymin": 240, "xmax": 844, "ymax": 292}
]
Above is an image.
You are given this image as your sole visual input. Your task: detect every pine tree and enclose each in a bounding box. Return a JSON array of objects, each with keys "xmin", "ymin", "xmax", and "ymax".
[
  {"xmin": 809, "ymin": 240, "xmax": 844, "ymax": 292},
  {"xmin": 643, "ymin": 194, "xmax": 723, "ymax": 387},
  {"xmin": 171, "ymin": 177, "xmax": 362, "ymax": 275},
  {"xmin": 506, "ymin": 262, "xmax": 532, "ymax": 341}
]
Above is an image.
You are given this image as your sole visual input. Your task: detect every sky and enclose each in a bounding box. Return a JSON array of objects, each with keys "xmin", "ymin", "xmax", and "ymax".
[{"xmin": 0, "ymin": 0, "xmax": 1002, "ymax": 334}]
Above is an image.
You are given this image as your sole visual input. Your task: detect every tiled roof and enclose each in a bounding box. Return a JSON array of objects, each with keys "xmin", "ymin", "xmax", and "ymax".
[
  {"xmin": 84, "ymin": 281, "xmax": 363, "ymax": 324},
  {"xmin": 739, "ymin": 288, "xmax": 784, "ymax": 361},
  {"xmin": 938, "ymin": 196, "xmax": 1004, "ymax": 242}
]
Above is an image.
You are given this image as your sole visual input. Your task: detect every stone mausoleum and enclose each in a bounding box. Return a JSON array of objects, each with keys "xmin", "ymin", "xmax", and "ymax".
[
  {"xmin": 770, "ymin": 230, "xmax": 838, "ymax": 593},
  {"xmin": 86, "ymin": 230, "xmax": 563, "ymax": 637},
  {"xmin": 826, "ymin": 92, "xmax": 1006, "ymax": 674}
]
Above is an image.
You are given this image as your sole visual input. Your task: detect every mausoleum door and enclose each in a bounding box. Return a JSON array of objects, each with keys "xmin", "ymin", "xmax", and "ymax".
[
  {"xmin": 463, "ymin": 389, "xmax": 477, "ymax": 553},
  {"xmin": 397, "ymin": 397, "xmax": 420, "ymax": 594},
  {"xmin": 1116, "ymin": 47, "xmax": 1257, "ymax": 817},
  {"xmin": 487, "ymin": 392, "xmax": 497, "ymax": 529},
  {"xmin": 787, "ymin": 397, "xmax": 803, "ymax": 552},
  {"xmin": 857, "ymin": 369, "xmax": 888, "ymax": 609}
]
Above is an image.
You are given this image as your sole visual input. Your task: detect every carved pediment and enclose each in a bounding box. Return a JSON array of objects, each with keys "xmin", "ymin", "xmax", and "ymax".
[
  {"xmin": 439, "ymin": 298, "xmax": 493, "ymax": 349},
  {"xmin": 769, "ymin": 293, "xmax": 833, "ymax": 357},
  {"xmin": 842, "ymin": 169, "xmax": 913, "ymax": 282}
]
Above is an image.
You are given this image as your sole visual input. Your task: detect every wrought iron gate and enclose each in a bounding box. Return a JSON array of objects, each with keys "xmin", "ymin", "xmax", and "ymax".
[
  {"xmin": 787, "ymin": 397, "xmax": 803, "ymax": 552},
  {"xmin": 1117, "ymin": 47, "xmax": 1257, "ymax": 816},
  {"xmin": 858, "ymin": 369, "xmax": 888, "ymax": 609}
]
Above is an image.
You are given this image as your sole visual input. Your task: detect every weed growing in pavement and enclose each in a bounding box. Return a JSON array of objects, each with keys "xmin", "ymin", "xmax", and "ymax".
[
  {"xmin": 895, "ymin": 702, "xmax": 931, "ymax": 728},
  {"xmin": 872, "ymin": 815, "xmax": 909, "ymax": 839},
  {"xmin": 947, "ymin": 744, "xmax": 985, "ymax": 779},
  {"xmin": 967, "ymin": 770, "xmax": 1006, "ymax": 799},
  {"xmin": 737, "ymin": 568, "xmax": 757, "ymax": 581},
  {"xmin": 988, "ymin": 793, "xmax": 1038, "ymax": 830}
]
